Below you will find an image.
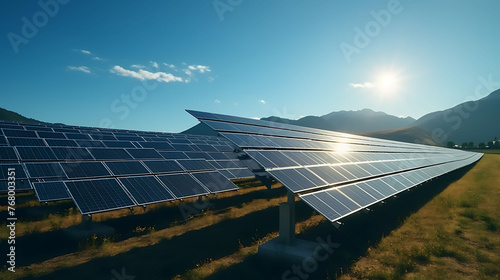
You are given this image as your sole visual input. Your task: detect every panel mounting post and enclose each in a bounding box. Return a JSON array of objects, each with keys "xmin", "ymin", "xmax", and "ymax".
[{"xmin": 279, "ymin": 190, "xmax": 296, "ymax": 245}]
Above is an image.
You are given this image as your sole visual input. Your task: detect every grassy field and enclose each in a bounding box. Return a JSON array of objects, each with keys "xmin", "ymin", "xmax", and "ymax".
[{"xmin": 0, "ymin": 154, "xmax": 498, "ymax": 279}]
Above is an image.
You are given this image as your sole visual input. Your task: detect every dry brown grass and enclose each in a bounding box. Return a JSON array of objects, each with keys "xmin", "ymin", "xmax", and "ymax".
[
  {"xmin": 7, "ymin": 186, "xmax": 287, "ymax": 279},
  {"xmin": 340, "ymin": 154, "xmax": 500, "ymax": 279}
]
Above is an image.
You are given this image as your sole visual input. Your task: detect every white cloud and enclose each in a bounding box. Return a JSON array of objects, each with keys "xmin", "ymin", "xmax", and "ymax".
[
  {"xmin": 110, "ymin": 65, "xmax": 183, "ymax": 83},
  {"xmin": 76, "ymin": 49, "xmax": 103, "ymax": 61},
  {"xmin": 163, "ymin": 63, "xmax": 176, "ymax": 69},
  {"xmin": 349, "ymin": 82, "xmax": 375, "ymax": 88},
  {"xmin": 187, "ymin": 65, "xmax": 211, "ymax": 73},
  {"xmin": 214, "ymin": 99, "xmax": 221, "ymax": 104},
  {"xmin": 150, "ymin": 61, "xmax": 159, "ymax": 68},
  {"xmin": 259, "ymin": 99, "xmax": 266, "ymax": 104},
  {"xmin": 183, "ymin": 69, "xmax": 192, "ymax": 76},
  {"xmin": 208, "ymin": 77, "xmax": 214, "ymax": 83},
  {"xmin": 131, "ymin": 64, "xmax": 146, "ymax": 69},
  {"xmin": 68, "ymin": 66, "xmax": 91, "ymax": 74}
]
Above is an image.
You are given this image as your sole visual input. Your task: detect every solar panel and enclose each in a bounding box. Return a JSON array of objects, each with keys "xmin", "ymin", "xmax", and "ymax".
[
  {"xmin": 159, "ymin": 151, "xmax": 189, "ymax": 159},
  {"xmin": 51, "ymin": 147, "xmax": 94, "ymax": 160},
  {"xmin": 191, "ymin": 171, "xmax": 239, "ymax": 193},
  {"xmin": 75, "ymin": 140, "xmax": 106, "ymax": 147},
  {"xmin": 176, "ymin": 159, "xmax": 215, "ymax": 171},
  {"xmin": 65, "ymin": 178, "xmax": 136, "ymax": 214},
  {"xmin": 102, "ymin": 141, "xmax": 136, "ymax": 148},
  {"xmin": 0, "ymin": 147, "xmax": 18, "ymax": 161},
  {"xmin": 33, "ymin": 181, "xmax": 71, "ymax": 202},
  {"xmin": 139, "ymin": 142, "xmax": 174, "ymax": 150},
  {"xmin": 0, "ymin": 164, "xmax": 27, "ymax": 180},
  {"xmin": 157, "ymin": 173, "xmax": 209, "ymax": 198},
  {"xmin": 126, "ymin": 148, "xmax": 164, "ymax": 159},
  {"xmin": 88, "ymin": 148, "xmax": 133, "ymax": 160},
  {"xmin": 16, "ymin": 146, "xmax": 57, "ymax": 161},
  {"xmin": 37, "ymin": 131, "xmax": 66, "ymax": 139},
  {"xmin": 118, "ymin": 176, "xmax": 175, "ymax": 205},
  {"xmin": 142, "ymin": 160, "xmax": 184, "ymax": 174},
  {"xmin": 65, "ymin": 133, "xmax": 92, "ymax": 140},
  {"xmin": 45, "ymin": 139, "xmax": 79, "ymax": 147},
  {"xmin": 25, "ymin": 162, "xmax": 66, "ymax": 178},
  {"xmin": 3, "ymin": 129, "xmax": 37, "ymax": 138},
  {"xmin": 8, "ymin": 137, "xmax": 46, "ymax": 146},
  {"xmin": 189, "ymin": 110, "xmax": 483, "ymax": 223},
  {"xmin": 60, "ymin": 162, "xmax": 111, "ymax": 179},
  {"xmin": 104, "ymin": 161, "xmax": 150, "ymax": 176},
  {"xmin": 0, "ymin": 179, "xmax": 31, "ymax": 191},
  {"xmin": 0, "ymin": 136, "xmax": 7, "ymax": 145}
]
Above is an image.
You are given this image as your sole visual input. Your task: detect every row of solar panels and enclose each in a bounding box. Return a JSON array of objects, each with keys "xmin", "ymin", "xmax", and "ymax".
[
  {"xmin": 300, "ymin": 153, "xmax": 482, "ymax": 222},
  {"xmin": 186, "ymin": 110, "xmax": 448, "ymax": 151},
  {"xmin": 1, "ymin": 158, "xmax": 249, "ymax": 180},
  {"xmin": 0, "ymin": 121, "xmax": 217, "ymax": 140},
  {"xmin": 33, "ymin": 170, "xmax": 239, "ymax": 214},
  {"xmin": 0, "ymin": 146, "xmax": 240, "ymax": 162},
  {"xmin": 188, "ymin": 110, "xmax": 483, "ymax": 224}
]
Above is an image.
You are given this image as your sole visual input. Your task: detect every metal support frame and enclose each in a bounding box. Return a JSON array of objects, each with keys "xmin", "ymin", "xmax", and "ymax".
[{"xmin": 279, "ymin": 190, "xmax": 296, "ymax": 245}]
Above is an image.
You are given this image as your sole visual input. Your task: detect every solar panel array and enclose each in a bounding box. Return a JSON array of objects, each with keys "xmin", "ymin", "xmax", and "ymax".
[
  {"xmin": 0, "ymin": 119, "xmax": 254, "ymax": 214},
  {"xmin": 187, "ymin": 110, "xmax": 483, "ymax": 223}
]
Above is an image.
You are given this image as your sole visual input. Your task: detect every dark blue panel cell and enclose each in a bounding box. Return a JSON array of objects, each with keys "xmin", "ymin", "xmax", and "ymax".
[
  {"xmin": 88, "ymin": 148, "xmax": 133, "ymax": 160},
  {"xmin": 0, "ymin": 179, "xmax": 31, "ymax": 191},
  {"xmin": 176, "ymin": 159, "xmax": 215, "ymax": 171},
  {"xmin": 126, "ymin": 148, "xmax": 163, "ymax": 159},
  {"xmin": 139, "ymin": 142, "xmax": 174, "ymax": 150},
  {"xmin": 313, "ymin": 191, "xmax": 352, "ymax": 216},
  {"xmin": 65, "ymin": 178, "xmax": 135, "ymax": 214},
  {"xmin": 184, "ymin": 152, "xmax": 212, "ymax": 160},
  {"xmin": 195, "ymin": 144, "xmax": 219, "ymax": 152},
  {"xmin": 25, "ymin": 162, "xmax": 66, "ymax": 178},
  {"xmin": 37, "ymin": 131, "xmax": 66, "ymax": 139},
  {"xmin": 268, "ymin": 169, "xmax": 317, "ymax": 192},
  {"xmin": 307, "ymin": 166, "xmax": 348, "ymax": 185},
  {"xmin": 0, "ymin": 136, "xmax": 7, "ymax": 145},
  {"xmin": 170, "ymin": 143, "xmax": 194, "ymax": 151},
  {"xmin": 89, "ymin": 134, "xmax": 117, "ymax": 141},
  {"xmin": 16, "ymin": 146, "xmax": 57, "ymax": 160},
  {"xmin": 65, "ymin": 133, "xmax": 92, "ymax": 140},
  {"xmin": 51, "ymin": 147, "xmax": 94, "ymax": 160},
  {"xmin": 143, "ymin": 160, "xmax": 184, "ymax": 174},
  {"xmin": 33, "ymin": 181, "xmax": 71, "ymax": 201},
  {"xmin": 0, "ymin": 164, "xmax": 27, "ymax": 179},
  {"xmin": 0, "ymin": 147, "xmax": 18, "ymax": 161},
  {"xmin": 45, "ymin": 139, "xmax": 79, "ymax": 147},
  {"xmin": 156, "ymin": 173, "xmax": 209, "ymax": 198},
  {"xmin": 118, "ymin": 176, "xmax": 174, "ymax": 204},
  {"xmin": 159, "ymin": 151, "xmax": 189, "ymax": 159},
  {"xmin": 325, "ymin": 189, "xmax": 360, "ymax": 210},
  {"xmin": 75, "ymin": 140, "xmax": 106, "ymax": 147},
  {"xmin": 356, "ymin": 182, "xmax": 385, "ymax": 200},
  {"xmin": 104, "ymin": 161, "xmax": 150, "ymax": 176},
  {"xmin": 102, "ymin": 141, "xmax": 136, "ymax": 148},
  {"xmin": 228, "ymin": 168, "xmax": 255, "ymax": 178},
  {"xmin": 3, "ymin": 129, "xmax": 37, "ymax": 138},
  {"xmin": 191, "ymin": 171, "xmax": 239, "ymax": 193},
  {"xmin": 8, "ymin": 137, "xmax": 46, "ymax": 146},
  {"xmin": 60, "ymin": 162, "xmax": 111, "ymax": 179}
]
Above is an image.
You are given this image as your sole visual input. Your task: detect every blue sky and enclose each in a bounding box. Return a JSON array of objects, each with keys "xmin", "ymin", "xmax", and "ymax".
[{"xmin": 2, "ymin": 0, "xmax": 499, "ymax": 133}]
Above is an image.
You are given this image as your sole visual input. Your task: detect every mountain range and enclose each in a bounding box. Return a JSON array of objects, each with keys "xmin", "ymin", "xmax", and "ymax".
[{"xmin": 183, "ymin": 88, "xmax": 500, "ymax": 145}]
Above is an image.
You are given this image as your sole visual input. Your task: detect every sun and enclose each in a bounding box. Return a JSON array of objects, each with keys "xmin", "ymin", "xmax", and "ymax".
[{"xmin": 375, "ymin": 71, "xmax": 400, "ymax": 95}]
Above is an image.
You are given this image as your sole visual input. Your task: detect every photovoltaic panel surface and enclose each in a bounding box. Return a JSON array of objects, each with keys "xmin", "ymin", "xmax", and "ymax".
[
  {"xmin": 65, "ymin": 178, "xmax": 136, "ymax": 215},
  {"xmin": 118, "ymin": 176, "xmax": 175, "ymax": 205},
  {"xmin": 33, "ymin": 181, "xmax": 71, "ymax": 202}
]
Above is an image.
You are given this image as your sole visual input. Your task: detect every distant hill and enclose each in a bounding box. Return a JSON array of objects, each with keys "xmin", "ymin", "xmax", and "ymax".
[
  {"xmin": 362, "ymin": 127, "xmax": 440, "ymax": 146},
  {"xmin": 411, "ymin": 88, "xmax": 500, "ymax": 144},
  {"xmin": 0, "ymin": 107, "xmax": 40, "ymax": 123},
  {"xmin": 181, "ymin": 122, "xmax": 219, "ymax": 136},
  {"xmin": 261, "ymin": 109, "xmax": 416, "ymax": 134}
]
